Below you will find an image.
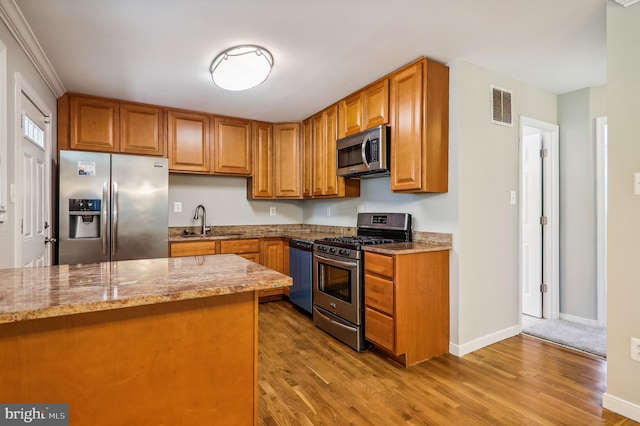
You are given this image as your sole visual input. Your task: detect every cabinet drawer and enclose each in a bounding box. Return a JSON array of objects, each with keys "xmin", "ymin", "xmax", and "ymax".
[
  {"xmin": 364, "ymin": 252, "xmax": 394, "ymax": 278},
  {"xmin": 259, "ymin": 288, "xmax": 283, "ymax": 298},
  {"xmin": 219, "ymin": 239, "xmax": 260, "ymax": 254},
  {"xmin": 365, "ymin": 307, "xmax": 395, "ymax": 352},
  {"xmin": 170, "ymin": 241, "xmax": 216, "ymax": 257},
  {"xmin": 239, "ymin": 253, "xmax": 260, "ymax": 263},
  {"xmin": 364, "ymin": 273, "xmax": 394, "ymax": 316}
]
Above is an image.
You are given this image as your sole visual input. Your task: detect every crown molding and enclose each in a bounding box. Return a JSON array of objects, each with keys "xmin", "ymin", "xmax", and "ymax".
[
  {"xmin": 0, "ymin": 0, "xmax": 65, "ymax": 97},
  {"xmin": 614, "ymin": 0, "xmax": 640, "ymax": 7}
]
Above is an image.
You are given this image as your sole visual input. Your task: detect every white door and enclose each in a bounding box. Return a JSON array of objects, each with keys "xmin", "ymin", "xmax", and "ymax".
[
  {"xmin": 521, "ymin": 130, "xmax": 543, "ymax": 317},
  {"xmin": 20, "ymin": 92, "xmax": 51, "ymax": 267}
]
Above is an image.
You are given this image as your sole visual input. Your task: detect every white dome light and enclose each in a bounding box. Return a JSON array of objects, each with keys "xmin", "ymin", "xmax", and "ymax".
[{"xmin": 210, "ymin": 45, "xmax": 273, "ymax": 91}]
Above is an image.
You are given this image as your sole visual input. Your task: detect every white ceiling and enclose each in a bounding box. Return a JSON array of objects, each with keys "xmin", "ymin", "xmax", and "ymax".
[{"xmin": 13, "ymin": 0, "xmax": 607, "ymax": 122}]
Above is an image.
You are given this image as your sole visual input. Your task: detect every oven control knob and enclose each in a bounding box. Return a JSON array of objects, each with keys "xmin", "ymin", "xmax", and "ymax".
[
  {"xmin": 338, "ymin": 249, "xmax": 350, "ymax": 256},
  {"xmin": 329, "ymin": 247, "xmax": 337, "ymax": 254}
]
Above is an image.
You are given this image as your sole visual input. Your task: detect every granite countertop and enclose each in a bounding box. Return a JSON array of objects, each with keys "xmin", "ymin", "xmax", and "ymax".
[
  {"xmin": 0, "ymin": 255, "xmax": 291, "ymax": 324},
  {"xmin": 362, "ymin": 241, "xmax": 452, "ymax": 255},
  {"xmin": 168, "ymin": 226, "xmax": 354, "ymax": 243}
]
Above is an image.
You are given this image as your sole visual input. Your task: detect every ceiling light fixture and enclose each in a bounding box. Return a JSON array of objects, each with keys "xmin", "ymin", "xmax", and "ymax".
[{"xmin": 210, "ymin": 45, "xmax": 273, "ymax": 91}]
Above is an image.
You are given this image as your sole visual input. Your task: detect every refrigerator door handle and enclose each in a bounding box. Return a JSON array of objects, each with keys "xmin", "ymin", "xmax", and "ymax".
[
  {"xmin": 112, "ymin": 181, "xmax": 119, "ymax": 255},
  {"xmin": 102, "ymin": 181, "xmax": 108, "ymax": 256}
]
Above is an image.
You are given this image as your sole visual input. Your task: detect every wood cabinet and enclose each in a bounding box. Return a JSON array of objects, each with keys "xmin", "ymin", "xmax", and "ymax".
[
  {"xmin": 311, "ymin": 105, "xmax": 360, "ymax": 198},
  {"xmin": 364, "ymin": 249, "xmax": 449, "ymax": 366},
  {"xmin": 219, "ymin": 239, "xmax": 261, "ymax": 262},
  {"xmin": 213, "ymin": 116, "xmax": 252, "ymax": 175},
  {"xmin": 302, "ymin": 119, "xmax": 313, "ymax": 198},
  {"xmin": 338, "ymin": 79, "xmax": 389, "ymax": 138},
  {"xmin": 69, "ymin": 95, "xmax": 120, "ymax": 152},
  {"xmin": 249, "ymin": 121, "xmax": 274, "ymax": 198},
  {"xmin": 259, "ymin": 238, "xmax": 290, "ymax": 300},
  {"xmin": 389, "ymin": 58, "xmax": 449, "ymax": 193},
  {"xmin": 167, "ymin": 110, "xmax": 211, "ymax": 173},
  {"xmin": 248, "ymin": 122, "xmax": 302, "ymax": 199},
  {"xmin": 60, "ymin": 94, "xmax": 166, "ymax": 157},
  {"xmin": 169, "ymin": 240, "xmax": 216, "ymax": 257},
  {"xmin": 119, "ymin": 102, "xmax": 165, "ymax": 156}
]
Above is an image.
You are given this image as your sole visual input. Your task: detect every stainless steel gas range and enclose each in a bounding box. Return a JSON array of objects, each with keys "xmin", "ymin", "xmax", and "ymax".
[{"xmin": 312, "ymin": 212, "xmax": 412, "ymax": 351}]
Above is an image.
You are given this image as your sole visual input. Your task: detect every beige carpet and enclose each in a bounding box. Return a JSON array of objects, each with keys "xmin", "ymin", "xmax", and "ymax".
[{"xmin": 522, "ymin": 319, "xmax": 606, "ymax": 358}]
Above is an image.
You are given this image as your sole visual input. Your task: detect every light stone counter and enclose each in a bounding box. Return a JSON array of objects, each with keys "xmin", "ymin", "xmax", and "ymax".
[{"xmin": 0, "ymin": 254, "xmax": 292, "ymax": 324}]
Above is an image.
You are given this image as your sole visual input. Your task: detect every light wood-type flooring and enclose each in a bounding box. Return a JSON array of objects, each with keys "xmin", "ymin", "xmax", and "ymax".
[{"xmin": 258, "ymin": 301, "xmax": 637, "ymax": 425}]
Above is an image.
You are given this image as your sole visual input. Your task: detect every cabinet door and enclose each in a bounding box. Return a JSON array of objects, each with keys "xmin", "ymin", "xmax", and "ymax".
[
  {"xmin": 274, "ymin": 123, "xmax": 302, "ymax": 198},
  {"xmin": 214, "ymin": 117, "xmax": 252, "ymax": 175},
  {"xmin": 363, "ymin": 79, "xmax": 389, "ymax": 129},
  {"xmin": 70, "ymin": 96, "xmax": 119, "ymax": 152},
  {"xmin": 390, "ymin": 60, "xmax": 424, "ymax": 191},
  {"xmin": 120, "ymin": 103, "xmax": 165, "ymax": 156},
  {"xmin": 219, "ymin": 239, "xmax": 260, "ymax": 255},
  {"xmin": 167, "ymin": 110, "xmax": 211, "ymax": 173},
  {"xmin": 302, "ymin": 119, "xmax": 313, "ymax": 198},
  {"xmin": 323, "ymin": 104, "xmax": 340, "ymax": 196},
  {"xmin": 260, "ymin": 238, "xmax": 285, "ymax": 274},
  {"xmin": 250, "ymin": 121, "xmax": 273, "ymax": 198},
  {"xmin": 311, "ymin": 112, "xmax": 325, "ymax": 196},
  {"xmin": 339, "ymin": 92, "xmax": 363, "ymax": 137}
]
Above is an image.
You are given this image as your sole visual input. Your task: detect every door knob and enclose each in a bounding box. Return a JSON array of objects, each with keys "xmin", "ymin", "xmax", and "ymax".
[{"xmin": 44, "ymin": 237, "xmax": 57, "ymax": 244}]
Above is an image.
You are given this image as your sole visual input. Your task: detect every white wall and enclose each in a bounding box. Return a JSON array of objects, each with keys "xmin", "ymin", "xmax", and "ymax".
[
  {"xmin": 603, "ymin": 2, "xmax": 640, "ymax": 421},
  {"xmin": 456, "ymin": 60, "xmax": 557, "ymax": 352},
  {"xmin": 168, "ymin": 174, "xmax": 303, "ymax": 227},
  {"xmin": 557, "ymin": 86, "xmax": 606, "ymax": 321},
  {"xmin": 0, "ymin": 24, "xmax": 58, "ymax": 269}
]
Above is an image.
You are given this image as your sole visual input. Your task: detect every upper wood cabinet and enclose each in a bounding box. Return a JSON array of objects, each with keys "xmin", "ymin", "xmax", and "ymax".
[
  {"xmin": 302, "ymin": 119, "xmax": 313, "ymax": 198},
  {"xmin": 274, "ymin": 123, "xmax": 302, "ymax": 198},
  {"xmin": 61, "ymin": 94, "xmax": 165, "ymax": 157},
  {"xmin": 167, "ymin": 110, "xmax": 211, "ymax": 173},
  {"xmin": 249, "ymin": 122, "xmax": 302, "ymax": 199},
  {"xmin": 390, "ymin": 58, "xmax": 448, "ymax": 193},
  {"xmin": 120, "ymin": 102, "xmax": 165, "ymax": 156},
  {"xmin": 213, "ymin": 117, "xmax": 252, "ymax": 175},
  {"xmin": 69, "ymin": 95, "xmax": 120, "ymax": 153},
  {"xmin": 338, "ymin": 79, "xmax": 389, "ymax": 138},
  {"xmin": 249, "ymin": 121, "xmax": 274, "ymax": 198},
  {"xmin": 312, "ymin": 105, "xmax": 360, "ymax": 198}
]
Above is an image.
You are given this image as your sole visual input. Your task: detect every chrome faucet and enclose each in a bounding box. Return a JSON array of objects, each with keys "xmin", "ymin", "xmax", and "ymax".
[{"xmin": 193, "ymin": 205, "xmax": 210, "ymax": 235}]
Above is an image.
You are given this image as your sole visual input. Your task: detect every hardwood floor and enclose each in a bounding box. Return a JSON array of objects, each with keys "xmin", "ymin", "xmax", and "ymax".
[{"xmin": 258, "ymin": 301, "xmax": 637, "ymax": 425}]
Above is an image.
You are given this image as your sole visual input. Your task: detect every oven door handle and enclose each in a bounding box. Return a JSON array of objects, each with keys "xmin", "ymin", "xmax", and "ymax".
[
  {"xmin": 314, "ymin": 308, "xmax": 358, "ymax": 332},
  {"xmin": 314, "ymin": 254, "xmax": 357, "ymax": 269}
]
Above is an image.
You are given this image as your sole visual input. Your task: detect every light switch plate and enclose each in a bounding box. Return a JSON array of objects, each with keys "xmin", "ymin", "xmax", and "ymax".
[
  {"xmin": 634, "ymin": 173, "xmax": 640, "ymax": 195},
  {"xmin": 510, "ymin": 190, "xmax": 517, "ymax": 205},
  {"xmin": 173, "ymin": 202, "xmax": 182, "ymax": 213}
]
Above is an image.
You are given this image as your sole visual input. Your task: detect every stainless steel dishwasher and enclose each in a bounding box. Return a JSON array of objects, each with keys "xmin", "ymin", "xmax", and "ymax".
[{"xmin": 288, "ymin": 239, "xmax": 313, "ymax": 314}]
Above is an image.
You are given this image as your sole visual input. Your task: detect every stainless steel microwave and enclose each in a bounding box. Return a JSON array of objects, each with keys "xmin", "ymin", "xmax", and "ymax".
[{"xmin": 336, "ymin": 125, "xmax": 390, "ymax": 178}]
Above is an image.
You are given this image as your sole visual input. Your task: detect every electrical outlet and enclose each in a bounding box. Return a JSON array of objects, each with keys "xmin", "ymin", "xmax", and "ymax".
[
  {"xmin": 631, "ymin": 337, "xmax": 640, "ymax": 362},
  {"xmin": 269, "ymin": 207, "xmax": 276, "ymax": 217},
  {"xmin": 510, "ymin": 190, "xmax": 517, "ymax": 205},
  {"xmin": 173, "ymin": 202, "xmax": 182, "ymax": 213},
  {"xmin": 326, "ymin": 207, "xmax": 331, "ymax": 217}
]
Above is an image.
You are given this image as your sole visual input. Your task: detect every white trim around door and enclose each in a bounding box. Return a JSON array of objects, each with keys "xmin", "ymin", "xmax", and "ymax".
[
  {"xmin": 518, "ymin": 116, "xmax": 560, "ymax": 324},
  {"xmin": 595, "ymin": 116, "xmax": 608, "ymax": 328}
]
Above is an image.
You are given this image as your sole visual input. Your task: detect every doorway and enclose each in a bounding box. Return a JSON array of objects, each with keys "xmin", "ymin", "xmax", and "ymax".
[
  {"xmin": 519, "ymin": 117, "xmax": 559, "ymax": 321},
  {"xmin": 15, "ymin": 73, "xmax": 54, "ymax": 267}
]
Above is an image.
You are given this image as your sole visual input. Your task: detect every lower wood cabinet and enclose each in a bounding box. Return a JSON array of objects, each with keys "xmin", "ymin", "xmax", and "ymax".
[
  {"xmin": 259, "ymin": 238, "xmax": 289, "ymax": 300},
  {"xmin": 364, "ymin": 249, "xmax": 449, "ymax": 366},
  {"xmin": 168, "ymin": 237, "xmax": 290, "ymax": 301}
]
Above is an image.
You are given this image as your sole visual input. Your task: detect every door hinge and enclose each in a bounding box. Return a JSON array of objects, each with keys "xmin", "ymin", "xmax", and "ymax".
[
  {"xmin": 21, "ymin": 219, "xmax": 23, "ymax": 234},
  {"xmin": 540, "ymin": 148, "xmax": 548, "ymax": 158},
  {"xmin": 540, "ymin": 216, "xmax": 548, "ymax": 226},
  {"xmin": 540, "ymin": 283, "xmax": 548, "ymax": 293},
  {"xmin": 44, "ymin": 115, "xmax": 51, "ymax": 124}
]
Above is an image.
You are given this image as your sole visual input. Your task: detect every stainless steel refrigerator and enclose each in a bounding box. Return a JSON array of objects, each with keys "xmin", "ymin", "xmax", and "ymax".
[{"xmin": 58, "ymin": 150, "xmax": 169, "ymax": 265}]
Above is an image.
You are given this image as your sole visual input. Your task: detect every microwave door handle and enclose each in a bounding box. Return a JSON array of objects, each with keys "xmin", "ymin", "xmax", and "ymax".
[{"xmin": 361, "ymin": 136, "xmax": 371, "ymax": 169}]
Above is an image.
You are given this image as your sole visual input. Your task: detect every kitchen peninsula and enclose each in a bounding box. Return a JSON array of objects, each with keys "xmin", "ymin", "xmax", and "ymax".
[{"xmin": 0, "ymin": 255, "xmax": 291, "ymax": 426}]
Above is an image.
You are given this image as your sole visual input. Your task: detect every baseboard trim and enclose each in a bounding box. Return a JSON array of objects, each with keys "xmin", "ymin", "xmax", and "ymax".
[
  {"xmin": 449, "ymin": 325, "xmax": 520, "ymax": 357},
  {"xmin": 559, "ymin": 313, "xmax": 600, "ymax": 327},
  {"xmin": 603, "ymin": 392, "xmax": 640, "ymax": 422}
]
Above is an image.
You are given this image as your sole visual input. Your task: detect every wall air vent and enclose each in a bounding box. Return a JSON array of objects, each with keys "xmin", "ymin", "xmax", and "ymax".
[{"xmin": 491, "ymin": 85, "xmax": 513, "ymax": 127}]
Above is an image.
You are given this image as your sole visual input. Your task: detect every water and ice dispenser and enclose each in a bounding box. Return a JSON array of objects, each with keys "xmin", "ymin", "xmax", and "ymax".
[{"xmin": 68, "ymin": 198, "xmax": 101, "ymax": 239}]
